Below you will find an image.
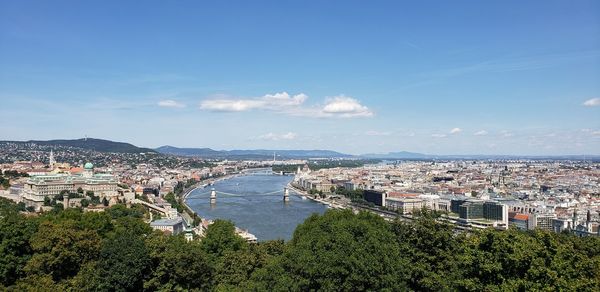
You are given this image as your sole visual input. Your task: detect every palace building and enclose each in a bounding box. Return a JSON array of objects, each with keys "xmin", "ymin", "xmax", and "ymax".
[{"xmin": 22, "ymin": 162, "xmax": 118, "ymax": 209}]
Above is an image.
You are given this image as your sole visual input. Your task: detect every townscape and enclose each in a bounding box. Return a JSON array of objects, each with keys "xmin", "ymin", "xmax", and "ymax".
[
  {"xmin": 1, "ymin": 1, "xmax": 599, "ymax": 290},
  {"xmin": 1, "ymin": 141, "xmax": 598, "ymax": 241}
]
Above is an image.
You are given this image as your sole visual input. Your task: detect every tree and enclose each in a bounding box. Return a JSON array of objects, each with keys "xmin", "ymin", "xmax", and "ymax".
[
  {"xmin": 145, "ymin": 234, "xmax": 213, "ymax": 290},
  {"xmin": 390, "ymin": 210, "xmax": 466, "ymax": 291},
  {"xmin": 258, "ymin": 210, "xmax": 410, "ymax": 291},
  {"xmin": 102, "ymin": 197, "xmax": 109, "ymax": 207},
  {"xmin": 91, "ymin": 231, "xmax": 151, "ymax": 291},
  {"xmin": 0, "ymin": 211, "xmax": 38, "ymax": 286},
  {"xmin": 80, "ymin": 199, "xmax": 89, "ymax": 208},
  {"xmin": 201, "ymin": 220, "xmax": 248, "ymax": 258},
  {"xmin": 24, "ymin": 221, "xmax": 101, "ymax": 282}
]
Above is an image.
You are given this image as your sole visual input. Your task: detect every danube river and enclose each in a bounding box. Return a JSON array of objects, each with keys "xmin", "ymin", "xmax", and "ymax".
[{"xmin": 186, "ymin": 170, "xmax": 328, "ymax": 241}]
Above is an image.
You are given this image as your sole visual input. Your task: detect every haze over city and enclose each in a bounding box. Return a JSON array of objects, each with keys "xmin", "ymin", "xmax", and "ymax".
[{"xmin": 1, "ymin": 0, "xmax": 599, "ymax": 155}]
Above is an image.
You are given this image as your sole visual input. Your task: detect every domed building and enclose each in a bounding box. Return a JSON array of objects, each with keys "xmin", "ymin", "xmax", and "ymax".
[
  {"xmin": 83, "ymin": 162, "xmax": 94, "ymax": 177},
  {"xmin": 22, "ymin": 161, "xmax": 118, "ymax": 210}
]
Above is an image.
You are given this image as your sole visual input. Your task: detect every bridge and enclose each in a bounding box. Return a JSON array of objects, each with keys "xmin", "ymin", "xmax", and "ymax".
[
  {"xmin": 235, "ymin": 168, "xmax": 281, "ymax": 177},
  {"xmin": 186, "ymin": 187, "xmax": 292, "ymax": 203}
]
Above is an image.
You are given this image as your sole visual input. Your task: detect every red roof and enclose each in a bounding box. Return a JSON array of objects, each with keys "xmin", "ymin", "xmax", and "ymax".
[{"xmin": 514, "ymin": 214, "xmax": 529, "ymax": 221}]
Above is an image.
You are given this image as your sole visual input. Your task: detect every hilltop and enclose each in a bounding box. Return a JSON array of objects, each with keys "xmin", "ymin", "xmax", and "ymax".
[{"xmin": 1, "ymin": 138, "xmax": 156, "ymax": 154}]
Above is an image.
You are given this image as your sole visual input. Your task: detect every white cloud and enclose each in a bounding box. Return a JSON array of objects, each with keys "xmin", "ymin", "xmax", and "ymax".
[
  {"xmin": 263, "ymin": 92, "xmax": 308, "ymax": 106},
  {"xmin": 199, "ymin": 99, "xmax": 263, "ymax": 111},
  {"xmin": 158, "ymin": 99, "xmax": 186, "ymax": 108},
  {"xmin": 583, "ymin": 98, "xmax": 600, "ymax": 107},
  {"xmin": 449, "ymin": 127, "xmax": 462, "ymax": 134},
  {"xmin": 432, "ymin": 134, "xmax": 447, "ymax": 138},
  {"xmin": 321, "ymin": 96, "xmax": 373, "ymax": 117},
  {"xmin": 258, "ymin": 132, "xmax": 298, "ymax": 141},
  {"xmin": 474, "ymin": 130, "xmax": 488, "ymax": 136},
  {"xmin": 199, "ymin": 92, "xmax": 373, "ymax": 118},
  {"xmin": 199, "ymin": 92, "xmax": 307, "ymax": 112}
]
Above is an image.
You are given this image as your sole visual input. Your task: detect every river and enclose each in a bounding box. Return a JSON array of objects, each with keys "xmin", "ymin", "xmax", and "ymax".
[{"xmin": 185, "ymin": 170, "xmax": 328, "ymax": 241}]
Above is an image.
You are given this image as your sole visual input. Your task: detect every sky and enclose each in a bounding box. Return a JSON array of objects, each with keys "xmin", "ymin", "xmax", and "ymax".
[{"xmin": 0, "ymin": 0, "xmax": 599, "ymax": 155}]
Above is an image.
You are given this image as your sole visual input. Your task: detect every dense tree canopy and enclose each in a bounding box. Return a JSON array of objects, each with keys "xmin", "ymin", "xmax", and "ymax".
[{"xmin": 0, "ymin": 197, "xmax": 598, "ymax": 291}]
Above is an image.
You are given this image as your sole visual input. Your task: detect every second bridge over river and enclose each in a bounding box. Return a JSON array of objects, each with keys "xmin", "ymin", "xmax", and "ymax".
[{"xmin": 187, "ymin": 187, "xmax": 293, "ymax": 203}]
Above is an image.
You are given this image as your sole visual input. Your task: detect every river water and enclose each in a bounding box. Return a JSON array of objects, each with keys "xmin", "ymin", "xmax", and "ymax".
[{"xmin": 186, "ymin": 170, "xmax": 328, "ymax": 241}]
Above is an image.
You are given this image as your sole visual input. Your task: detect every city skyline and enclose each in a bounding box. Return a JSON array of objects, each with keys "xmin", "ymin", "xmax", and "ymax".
[{"xmin": 1, "ymin": 1, "xmax": 599, "ymax": 155}]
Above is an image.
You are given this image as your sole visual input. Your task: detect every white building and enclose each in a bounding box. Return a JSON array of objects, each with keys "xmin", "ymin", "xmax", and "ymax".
[
  {"xmin": 150, "ymin": 217, "xmax": 185, "ymax": 235},
  {"xmin": 21, "ymin": 162, "xmax": 118, "ymax": 209}
]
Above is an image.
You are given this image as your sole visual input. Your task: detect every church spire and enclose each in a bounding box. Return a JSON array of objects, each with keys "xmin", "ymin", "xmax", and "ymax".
[{"xmin": 49, "ymin": 150, "xmax": 56, "ymax": 169}]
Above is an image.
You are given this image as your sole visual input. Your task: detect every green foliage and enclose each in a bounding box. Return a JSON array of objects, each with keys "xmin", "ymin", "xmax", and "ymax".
[
  {"xmin": 0, "ymin": 198, "xmax": 598, "ymax": 291},
  {"xmin": 264, "ymin": 210, "xmax": 410, "ymax": 291},
  {"xmin": 145, "ymin": 234, "xmax": 213, "ymax": 291},
  {"xmin": 80, "ymin": 198, "xmax": 89, "ymax": 208},
  {"xmin": 0, "ymin": 207, "xmax": 38, "ymax": 286},
  {"xmin": 0, "ymin": 176, "xmax": 10, "ymax": 189},
  {"xmin": 201, "ymin": 220, "xmax": 248, "ymax": 258},
  {"xmin": 105, "ymin": 203, "xmax": 145, "ymax": 219},
  {"xmin": 1, "ymin": 170, "xmax": 29, "ymax": 178},
  {"xmin": 92, "ymin": 231, "xmax": 151, "ymax": 291},
  {"xmin": 24, "ymin": 221, "xmax": 101, "ymax": 282},
  {"xmin": 164, "ymin": 192, "xmax": 184, "ymax": 213},
  {"xmin": 334, "ymin": 186, "xmax": 364, "ymax": 200}
]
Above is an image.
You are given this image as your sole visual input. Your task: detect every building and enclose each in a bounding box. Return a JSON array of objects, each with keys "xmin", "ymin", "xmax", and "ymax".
[
  {"xmin": 552, "ymin": 218, "xmax": 571, "ymax": 233},
  {"xmin": 150, "ymin": 217, "xmax": 185, "ymax": 235},
  {"xmin": 21, "ymin": 163, "xmax": 118, "ymax": 209},
  {"xmin": 385, "ymin": 197, "xmax": 427, "ymax": 214},
  {"xmin": 528, "ymin": 213, "xmax": 556, "ymax": 231},
  {"xmin": 444, "ymin": 199, "xmax": 508, "ymax": 229},
  {"xmin": 363, "ymin": 190, "xmax": 386, "ymax": 206},
  {"xmin": 509, "ymin": 212, "xmax": 529, "ymax": 230}
]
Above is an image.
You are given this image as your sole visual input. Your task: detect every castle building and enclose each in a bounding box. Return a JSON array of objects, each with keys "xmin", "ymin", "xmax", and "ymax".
[{"xmin": 21, "ymin": 162, "xmax": 118, "ymax": 209}]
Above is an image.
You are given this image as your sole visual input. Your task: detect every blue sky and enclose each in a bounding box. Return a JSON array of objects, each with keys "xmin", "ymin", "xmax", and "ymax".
[{"xmin": 0, "ymin": 0, "xmax": 599, "ymax": 155}]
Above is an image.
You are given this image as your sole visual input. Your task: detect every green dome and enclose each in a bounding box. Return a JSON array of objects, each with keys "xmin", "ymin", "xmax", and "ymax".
[{"xmin": 84, "ymin": 162, "xmax": 94, "ymax": 169}]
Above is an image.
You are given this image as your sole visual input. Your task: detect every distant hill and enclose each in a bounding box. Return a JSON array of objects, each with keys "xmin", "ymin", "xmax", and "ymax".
[
  {"xmin": 155, "ymin": 146, "xmax": 351, "ymax": 159},
  {"xmin": 2, "ymin": 138, "xmax": 156, "ymax": 153},
  {"xmin": 361, "ymin": 151, "xmax": 429, "ymax": 159},
  {"xmin": 155, "ymin": 146, "xmax": 220, "ymax": 156}
]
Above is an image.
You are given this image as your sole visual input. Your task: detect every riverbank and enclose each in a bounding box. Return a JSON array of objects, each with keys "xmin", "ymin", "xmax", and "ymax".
[{"xmin": 287, "ymin": 182, "xmax": 346, "ymax": 209}]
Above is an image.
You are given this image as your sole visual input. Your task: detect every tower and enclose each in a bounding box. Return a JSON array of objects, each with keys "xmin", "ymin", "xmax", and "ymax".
[
  {"xmin": 210, "ymin": 188, "xmax": 217, "ymax": 204},
  {"xmin": 586, "ymin": 210, "xmax": 592, "ymax": 231},
  {"xmin": 283, "ymin": 187, "xmax": 290, "ymax": 202},
  {"xmin": 49, "ymin": 150, "xmax": 56, "ymax": 169},
  {"xmin": 83, "ymin": 162, "xmax": 94, "ymax": 178}
]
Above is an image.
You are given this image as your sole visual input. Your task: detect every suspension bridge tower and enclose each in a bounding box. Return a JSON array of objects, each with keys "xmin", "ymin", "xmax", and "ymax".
[
  {"xmin": 283, "ymin": 187, "xmax": 290, "ymax": 202},
  {"xmin": 210, "ymin": 188, "xmax": 217, "ymax": 204}
]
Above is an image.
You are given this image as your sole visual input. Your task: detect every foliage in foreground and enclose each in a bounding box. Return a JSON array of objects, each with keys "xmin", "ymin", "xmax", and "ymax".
[{"xmin": 0, "ymin": 197, "xmax": 598, "ymax": 291}]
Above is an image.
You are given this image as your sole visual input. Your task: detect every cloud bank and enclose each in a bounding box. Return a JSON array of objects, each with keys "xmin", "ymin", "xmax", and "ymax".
[
  {"xmin": 583, "ymin": 98, "xmax": 600, "ymax": 107},
  {"xmin": 199, "ymin": 92, "xmax": 373, "ymax": 118},
  {"xmin": 449, "ymin": 128, "xmax": 462, "ymax": 134}
]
